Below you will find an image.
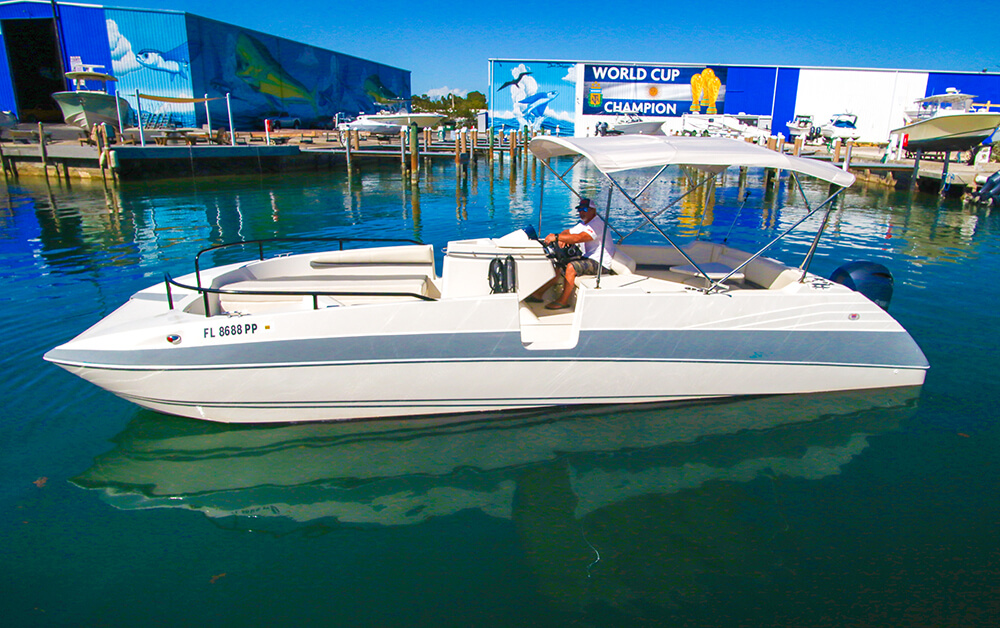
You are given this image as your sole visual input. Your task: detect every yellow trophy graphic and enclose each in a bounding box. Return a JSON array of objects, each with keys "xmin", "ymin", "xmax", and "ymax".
[
  {"xmin": 700, "ymin": 68, "xmax": 721, "ymax": 114},
  {"xmin": 706, "ymin": 77, "xmax": 721, "ymax": 114},
  {"xmin": 690, "ymin": 74, "xmax": 703, "ymax": 113}
]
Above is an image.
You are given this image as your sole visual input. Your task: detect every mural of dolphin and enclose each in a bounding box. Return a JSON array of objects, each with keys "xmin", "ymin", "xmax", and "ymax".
[
  {"xmin": 235, "ymin": 33, "xmax": 315, "ymax": 108},
  {"xmin": 519, "ymin": 91, "xmax": 557, "ymax": 118},
  {"xmin": 135, "ymin": 44, "xmax": 189, "ymax": 80}
]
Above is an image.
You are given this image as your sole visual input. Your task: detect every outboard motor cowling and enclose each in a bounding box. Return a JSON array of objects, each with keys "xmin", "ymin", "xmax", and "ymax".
[
  {"xmin": 830, "ymin": 262, "xmax": 894, "ymax": 310},
  {"xmin": 974, "ymin": 171, "xmax": 1000, "ymax": 205}
]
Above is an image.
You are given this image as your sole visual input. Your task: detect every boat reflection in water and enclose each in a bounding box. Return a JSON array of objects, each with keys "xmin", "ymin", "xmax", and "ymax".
[
  {"xmin": 75, "ymin": 387, "xmax": 915, "ymax": 522},
  {"xmin": 74, "ymin": 388, "xmax": 917, "ymax": 609}
]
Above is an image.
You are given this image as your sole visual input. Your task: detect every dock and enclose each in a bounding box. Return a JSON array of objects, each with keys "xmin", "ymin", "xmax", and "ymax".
[
  {"xmin": 0, "ymin": 124, "xmax": 509, "ymax": 182},
  {"xmin": 1, "ymin": 124, "xmax": 996, "ymax": 197}
]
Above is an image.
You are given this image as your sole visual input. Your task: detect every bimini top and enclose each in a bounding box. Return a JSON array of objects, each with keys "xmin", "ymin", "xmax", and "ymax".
[{"xmin": 528, "ymin": 135, "xmax": 856, "ymax": 187}]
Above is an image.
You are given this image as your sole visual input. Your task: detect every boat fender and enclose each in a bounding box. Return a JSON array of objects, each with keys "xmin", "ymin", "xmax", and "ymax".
[
  {"xmin": 488, "ymin": 256, "xmax": 517, "ymax": 294},
  {"xmin": 489, "ymin": 257, "xmax": 507, "ymax": 293},
  {"xmin": 504, "ymin": 254, "xmax": 517, "ymax": 293},
  {"xmin": 830, "ymin": 262, "xmax": 893, "ymax": 310}
]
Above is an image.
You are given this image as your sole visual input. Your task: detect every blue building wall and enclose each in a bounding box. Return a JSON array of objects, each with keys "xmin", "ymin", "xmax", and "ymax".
[
  {"xmin": 0, "ymin": 1, "xmax": 409, "ymax": 128},
  {"xmin": 926, "ymin": 72, "xmax": 1000, "ymax": 102},
  {"xmin": 107, "ymin": 7, "xmax": 195, "ymax": 127},
  {"xmin": 186, "ymin": 14, "xmax": 410, "ymax": 129},
  {"xmin": 771, "ymin": 68, "xmax": 800, "ymax": 138},
  {"xmin": 0, "ymin": 1, "xmax": 65, "ymax": 113},
  {"xmin": 723, "ymin": 66, "xmax": 780, "ymax": 116},
  {"xmin": 58, "ymin": 4, "xmax": 115, "ymax": 83}
]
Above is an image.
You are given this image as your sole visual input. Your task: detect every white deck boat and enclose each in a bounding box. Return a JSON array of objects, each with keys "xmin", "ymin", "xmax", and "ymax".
[
  {"xmin": 609, "ymin": 114, "xmax": 665, "ymax": 135},
  {"xmin": 786, "ymin": 114, "xmax": 817, "ymax": 140},
  {"xmin": 666, "ymin": 114, "xmax": 769, "ymax": 141},
  {"xmin": 819, "ymin": 113, "xmax": 860, "ymax": 141},
  {"xmin": 365, "ymin": 111, "xmax": 445, "ymax": 128},
  {"xmin": 44, "ymin": 136, "xmax": 928, "ymax": 423},
  {"xmin": 52, "ymin": 70, "xmax": 133, "ymax": 131},
  {"xmin": 337, "ymin": 115, "xmax": 403, "ymax": 136},
  {"xmin": 891, "ymin": 88, "xmax": 1000, "ymax": 153}
]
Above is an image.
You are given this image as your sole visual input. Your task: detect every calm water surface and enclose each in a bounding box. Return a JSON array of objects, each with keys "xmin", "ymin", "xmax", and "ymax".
[{"xmin": 2, "ymin": 158, "xmax": 998, "ymax": 627}]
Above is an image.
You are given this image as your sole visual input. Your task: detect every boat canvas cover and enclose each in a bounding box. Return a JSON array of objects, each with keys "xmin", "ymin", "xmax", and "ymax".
[{"xmin": 529, "ymin": 135, "xmax": 856, "ymax": 187}]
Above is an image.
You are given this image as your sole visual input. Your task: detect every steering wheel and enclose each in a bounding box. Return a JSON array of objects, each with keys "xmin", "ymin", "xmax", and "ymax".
[{"xmin": 541, "ymin": 235, "xmax": 582, "ymax": 267}]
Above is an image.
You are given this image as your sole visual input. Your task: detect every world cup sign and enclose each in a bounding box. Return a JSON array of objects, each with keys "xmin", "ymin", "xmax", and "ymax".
[{"xmin": 583, "ymin": 65, "xmax": 727, "ymax": 117}]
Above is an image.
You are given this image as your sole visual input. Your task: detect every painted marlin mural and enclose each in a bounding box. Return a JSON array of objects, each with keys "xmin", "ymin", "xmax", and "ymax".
[
  {"xmin": 135, "ymin": 44, "xmax": 189, "ymax": 80},
  {"xmin": 519, "ymin": 91, "xmax": 557, "ymax": 119},
  {"xmin": 235, "ymin": 33, "xmax": 316, "ymax": 109}
]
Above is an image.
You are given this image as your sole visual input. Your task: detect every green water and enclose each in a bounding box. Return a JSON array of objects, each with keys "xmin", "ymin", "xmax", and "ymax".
[{"xmin": 2, "ymin": 160, "xmax": 998, "ymax": 626}]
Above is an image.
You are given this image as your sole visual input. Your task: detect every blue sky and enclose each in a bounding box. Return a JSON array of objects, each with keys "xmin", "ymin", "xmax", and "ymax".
[{"xmin": 113, "ymin": 0, "xmax": 1000, "ymax": 98}]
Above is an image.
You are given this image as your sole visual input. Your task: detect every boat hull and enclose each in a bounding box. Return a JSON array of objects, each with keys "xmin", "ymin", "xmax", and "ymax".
[
  {"xmin": 45, "ymin": 285, "xmax": 928, "ymax": 423},
  {"xmin": 367, "ymin": 113, "xmax": 444, "ymax": 128},
  {"xmin": 53, "ymin": 354, "xmax": 925, "ymax": 423},
  {"xmin": 612, "ymin": 120, "xmax": 665, "ymax": 135},
  {"xmin": 892, "ymin": 112, "xmax": 1000, "ymax": 153},
  {"xmin": 52, "ymin": 91, "xmax": 132, "ymax": 131}
]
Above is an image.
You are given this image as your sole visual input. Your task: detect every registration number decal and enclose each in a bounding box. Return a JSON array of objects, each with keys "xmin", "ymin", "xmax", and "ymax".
[{"xmin": 204, "ymin": 323, "xmax": 259, "ymax": 339}]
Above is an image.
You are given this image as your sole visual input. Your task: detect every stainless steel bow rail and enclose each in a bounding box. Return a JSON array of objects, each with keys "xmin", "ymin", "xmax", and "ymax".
[{"xmin": 163, "ymin": 237, "xmax": 437, "ymax": 316}]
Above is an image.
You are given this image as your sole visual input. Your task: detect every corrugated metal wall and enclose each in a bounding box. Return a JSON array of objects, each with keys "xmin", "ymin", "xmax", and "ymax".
[
  {"xmin": 0, "ymin": 1, "xmax": 111, "ymax": 117},
  {"xmin": 185, "ymin": 13, "xmax": 411, "ymax": 130},
  {"xmin": 105, "ymin": 7, "xmax": 195, "ymax": 127},
  {"xmin": 58, "ymin": 4, "xmax": 115, "ymax": 82},
  {"xmin": 0, "ymin": 1, "xmax": 64, "ymax": 114},
  {"xmin": 0, "ymin": 1, "xmax": 410, "ymax": 128}
]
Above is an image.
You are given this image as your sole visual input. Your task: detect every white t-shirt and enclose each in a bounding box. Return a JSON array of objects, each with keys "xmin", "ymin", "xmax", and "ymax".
[{"xmin": 569, "ymin": 214, "xmax": 617, "ymax": 269}]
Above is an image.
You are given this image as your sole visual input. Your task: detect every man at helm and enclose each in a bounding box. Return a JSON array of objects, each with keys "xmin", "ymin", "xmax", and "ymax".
[{"xmin": 527, "ymin": 197, "xmax": 617, "ymax": 310}]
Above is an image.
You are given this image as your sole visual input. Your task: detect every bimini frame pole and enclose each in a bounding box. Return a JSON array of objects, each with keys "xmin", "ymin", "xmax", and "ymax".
[
  {"xmin": 595, "ymin": 187, "xmax": 613, "ymax": 289},
  {"xmin": 706, "ymin": 184, "xmax": 847, "ymax": 291},
  {"xmin": 617, "ymin": 169, "xmax": 714, "ymax": 242},
  {"xmin": 537, "ymin": 162, "xmax": 545, "ymax": 235},
  {"xmin": 537, "ymin": 155, "xmax": 586, "ymax": 202},
  {"xmin": 135, "ymin": 91, "xmax": 145, "ymax": 147},
  {"xmin": 605, "ymin": 172, "xmax": 715, "ymax": 285},
  {"xmin": 226, "ymin": 94, "xmax": 236, "ymax": 146}
]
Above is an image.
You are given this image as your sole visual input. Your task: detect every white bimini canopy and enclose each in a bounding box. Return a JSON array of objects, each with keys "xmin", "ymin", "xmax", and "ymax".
[{"xmin": 529, "ymin": 135, "xmax": 856, "ymax": 188}]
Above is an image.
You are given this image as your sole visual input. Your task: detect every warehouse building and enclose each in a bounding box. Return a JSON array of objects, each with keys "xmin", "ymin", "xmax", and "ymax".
[
  {"xmin": 0, "ymin": 1, "xmax": 409, "ymax": 129},
  {"xmin": 490, "ymin": 59, "xmax": 1000, "ymax": 142}
]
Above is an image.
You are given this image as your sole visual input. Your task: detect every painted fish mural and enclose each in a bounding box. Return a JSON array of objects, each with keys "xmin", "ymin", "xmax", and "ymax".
[
  {"xmin": 235, "ymin": 33, "xmax": 316, "ymax": 109},
  {"xmin": 519, "ymin": 91, "xmax": 557, "ymax": 119},
  {"xmin": 364, "ymin": 75, "xmax": 398, "ymax": 104},
  {"xmin": 135, "ymin": 44, "xmax": 189, "ymax": 80}
]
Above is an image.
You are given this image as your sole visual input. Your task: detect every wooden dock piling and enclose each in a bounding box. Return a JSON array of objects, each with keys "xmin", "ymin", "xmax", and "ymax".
[
  {"xmin": 38, "ymin": 123, "xmax": 50, "ymax": 182},
  {"xmin": 409, "ymin": 123, "xmax": 418, "ymax": 175}
]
